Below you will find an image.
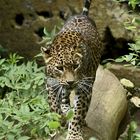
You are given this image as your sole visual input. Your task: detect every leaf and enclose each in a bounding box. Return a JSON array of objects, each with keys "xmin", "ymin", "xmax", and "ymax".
[
  {"xmin": 125, "ymin": 25, "xmax": 136, "ymax": 30},
  {"xmin": 137, "ymin": 62, "xmax": 140, "ymax": 66},
  {"xmin": 18, "ymin": 136, "xmax": 30, "ymax": 140},
  {"xmin": 66, "ymin": 109, "xmax": 74, "ymax": 120},
  {"xmin": 124, "ymin": 55, "xmax": 133, "ymax": 62},
  {"xmin": 31, "ymin": 128, "xmax": 37, "ymax": 136},
  {"xmin": 134, "ymin": 133, "xmax": 140, "ymax": 138},
  {"xmin": 45, "ymin": 127, "xmax": 49, "ymax": 134},
  {"xmin": 7, "ymin": 134, "xmax": 15, "ymax": 140},
  {"xmin": 0, "ymin": 58, "xmax": 5, "ymax": 65},
  {"xmin": 43, "ymin": 27, "xmax": 50, "ymax": 36},
  {"xmin": 0, "ymin": 136, "xmax": 5, "ymax": 139},
  {"xmin": 0, "ymin": 114, "xmax": 3, "ymax": 122},
  {"xmin": 48, "ymin": 112, "xmax": 61, "ymax": 121},
  {"xmin": 129, "ymin": 53, "xmax": 138, "ymax": 57},
  {"xmin": 135, "ymin": 18, "xmax": 140, "ymax": 25},
  {"xmin": 19, "ymin": 104, "xmax": 30, "ymax": 114},
  {"xmin": 51, "ymin": 26, "xmax": 57, "ymax": 39},
  {"xmin": 34, "ymin": 53, "xmax": 42, "ymax": 58},
  {"xmin": 115, "ymin": 57, "xmax": 124, "ymax": 62},
  {"xmin": 128, "ymin": 121, "xmax": 137, "ymax": 138},
  {"xmin": 129, "ymin": 121, "xmax": 137, "ymax": 132},
  {"xmin": 47, "ymin": 121, "xmax": 60, "ymax": 129},
  {"xmin": 131, "ymin": 60, "xmax": 136, "ymax": 66}
]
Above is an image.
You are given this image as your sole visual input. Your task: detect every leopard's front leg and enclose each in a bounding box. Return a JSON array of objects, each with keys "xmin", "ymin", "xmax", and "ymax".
[
  {"xmin": 60, "ymin": 88, "xmax": 71, "ymax": 115},
  {"xmin": 46, "ymin": 77, "xmax": 62, "ymax": 114},
  {"xmin": 47, "ymin": 77, "xmax": 71, "ymax": 126},
  {"xmin": 66, "ymin": 91, "xmax": 92, "ymax": 140}
]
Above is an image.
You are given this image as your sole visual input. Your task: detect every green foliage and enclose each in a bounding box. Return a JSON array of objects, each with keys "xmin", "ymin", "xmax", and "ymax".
[
  {"xmin": 0, "ymin": 54, "xmax": 62, "ymax": 140},
  {"xmin": 115, "ymin": 17, "xmax": 140, "ymax": 67},
  {"xmin": 0, "ymin": 54, "xmax": 44, "ymax": 90},
  {"xmin": 128, "ymin": 0, "xmax": 140, "ymax": 9},
  {"xmin": 66, "ymin": 109, "xmax": 74, "ymax": 120},
  {"xmin": 115, "ymin": 39, "xmax": 140, "ymax": 66},
  {"xmin": 35, "ymin": 26, "xmax": 60, "ymax": 58},
  {"xmin": 124, "ymin": 18, "xmax": 140, "ymax": 35},
  {"xmin": 116, "ymin": 0, "xmax": 140, "ymax": 9},
  {"xmin": 125, "ymin": 121, "xmax": 140, "ymax": 140},
  {"xmin": 40, "ymin": 26, "xmax": 59, "ymax": 46}
]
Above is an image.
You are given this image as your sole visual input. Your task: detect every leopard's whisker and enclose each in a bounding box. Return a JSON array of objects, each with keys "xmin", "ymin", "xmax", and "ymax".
[
  {"xmin": 78, "ymin": 83, "xmax": 90, "ymax": 94},
  {"xmin": 80, "ymin": 81, "xmax": 93, "ymax": 88},
  {"xmin": 52, "ymin": 84, "xmax": 61, "ymax": 93},
  {"xmin": 82, "ymin": 77, "xmax": 94, "ymax": 82},
  {"xmin": 49, "ymin": 83, "xmax": 60, "ymax": 89},
  {"xmin": 83, "ymin": 77, "xmax": 94, "ymax": 79},
  {"xmin": 56, "ymin": 86, "xmax": 63, "ymax": 100},
  {"xmin": 78, "ymin": 86, "xmax": 88, "ymax": 95}
]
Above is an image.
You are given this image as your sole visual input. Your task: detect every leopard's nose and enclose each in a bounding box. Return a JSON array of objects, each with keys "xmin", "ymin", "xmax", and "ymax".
[{"xmin": 67, "ymin": 81, "xmax": 74, "ymax": 86}]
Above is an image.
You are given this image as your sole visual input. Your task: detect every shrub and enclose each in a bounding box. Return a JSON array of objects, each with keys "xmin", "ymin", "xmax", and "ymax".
[
  {"xmin": 115, "ymin": 16, "xmax": 140, "ymax": 67},
  {"xmin": 116, "ymin": 0, "xmax": 140, "ymax": 9},
  {"xmin": 0, "ymin": 54, "xmax": 61, "ymax": 140}
]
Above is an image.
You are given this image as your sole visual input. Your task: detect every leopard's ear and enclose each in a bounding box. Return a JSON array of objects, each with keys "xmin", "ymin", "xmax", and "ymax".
[
  {"xmin": 41, "ymin": 47, "xmax": 52, "ymax": 63},
  {"xmin": 75, "ymin": 52, "xmax": 83, "ymax": 58},
  {"xmin": 41, "ymin": 47, "xmax": 50, "ymax": 56}
]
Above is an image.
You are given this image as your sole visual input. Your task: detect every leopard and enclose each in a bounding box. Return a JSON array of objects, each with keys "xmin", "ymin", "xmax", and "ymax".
[{"xmin": 41, "ymin": 0, "xmax": 103, "ymax": 139}]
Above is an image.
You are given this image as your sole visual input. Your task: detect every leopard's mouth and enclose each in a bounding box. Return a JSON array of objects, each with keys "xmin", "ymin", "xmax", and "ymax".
[{"xmin": 46, "ymin": 76, "xmax": 94, "ymax": 95}]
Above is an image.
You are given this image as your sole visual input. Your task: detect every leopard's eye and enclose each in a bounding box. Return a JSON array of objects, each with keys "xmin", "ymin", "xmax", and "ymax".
[
  {"xmin": 73, "ymin": 64, "xmax": 79, "ymax": 70},
  {"xmin": 56, "ymin": 66, "xmax": 64, "ymax": 71}
]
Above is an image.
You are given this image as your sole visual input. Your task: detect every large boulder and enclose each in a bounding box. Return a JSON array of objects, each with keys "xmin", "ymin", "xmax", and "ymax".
[{"xmin": 85, "ymin": 65, "xmax": 127, "ymax": 140}]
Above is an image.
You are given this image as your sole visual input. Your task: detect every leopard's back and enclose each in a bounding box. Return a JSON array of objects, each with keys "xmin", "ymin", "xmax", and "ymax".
[{"xmin": 57, "ymin": 15, "xmax": 102, "ymax": 77}]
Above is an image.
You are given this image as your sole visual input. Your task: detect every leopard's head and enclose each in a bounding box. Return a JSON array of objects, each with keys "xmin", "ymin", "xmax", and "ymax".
[{"xmin": 41, "ymin": 31, "xmax": 87, "ymax": 88}]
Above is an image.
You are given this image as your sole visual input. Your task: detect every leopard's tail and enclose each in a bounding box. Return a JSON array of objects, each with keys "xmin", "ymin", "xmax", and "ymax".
[{"xmin": 82, "ymin": 0, "xmax": 92, "ymax": 16}]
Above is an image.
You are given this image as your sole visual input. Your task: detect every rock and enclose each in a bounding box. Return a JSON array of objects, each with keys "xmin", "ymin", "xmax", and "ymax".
[
  {"xmin": 0, "ymin": 0, "xmax": 139, "ymax": 59},
  {"xmin": 107, "ymin": 63, "xmax": 140, "ymax": 87},
  {"xmin": 0, "ymin": 0, "xmax": 65, "ymax": 59},
  {"xmin": 130, "ymin": 96, "xmax": 140, "ymax": 108},
  {"xmin": 120, "ymin": 78, "xmax": 134, "ymax": 88},
  {"xmin": 85, "ymin": 65, "xmax": 128, "ymax": 140}
]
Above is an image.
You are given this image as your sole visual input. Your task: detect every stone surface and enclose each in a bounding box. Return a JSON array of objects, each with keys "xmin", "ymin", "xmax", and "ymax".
[
  {"xmin": 107, "ymin": 63, "xmax": 140, "ymax": 87},
  {"xmin": 85, "ymin": 65, "xmax": 127, "ymax": 140},
  {"xmin": 0, "ymin": 0, "xmax": 139, "ymax": 59}
]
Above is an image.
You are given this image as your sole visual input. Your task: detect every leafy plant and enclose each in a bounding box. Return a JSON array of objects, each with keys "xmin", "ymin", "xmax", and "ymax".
[
  {"xmin": 125, "ymin": 121, "xmax": 140, "ymax": 140},
  {"xmin": 40, "ymin": 26, "xmax": 60, "ymax": 46},
  {"xmin": 35, "ymin": 26, "xmax": 60, "ymax": 58},
  {"xmin": 128, "ymin": 0, "xmax": 140, "ymax": 9},
  {"xmin": 115, "ymin": 0, "xmax": 140, "ymax": 9},
  {"xmin": 115, "ymin": 16, "xmax": 140, "ymax": 67},
  {"xmin": 115, "ymin": 39, "xmax": 140, "ymax": 66},
  {"xmin": 0, "ymin": 54, "xmax": 62, "ymax": 140},
  {"xmin": 124, "ymin": 18, "xmax": 140, "ymax": 35}
]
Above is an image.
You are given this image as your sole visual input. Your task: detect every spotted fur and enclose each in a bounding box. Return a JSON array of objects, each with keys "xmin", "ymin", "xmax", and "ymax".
[{"xmin": 41, "ymin": 0, "xmax": 103, "ymax": 139}]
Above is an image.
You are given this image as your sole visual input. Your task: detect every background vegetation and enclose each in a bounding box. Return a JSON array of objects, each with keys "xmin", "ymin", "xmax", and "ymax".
[
  {"xmin": 0, "ymin": 54, "xmax": 62, "ymax": 140},
  {"xmin": 116, "ymin": 0, "xmax": 140, "ymax": 9}
]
